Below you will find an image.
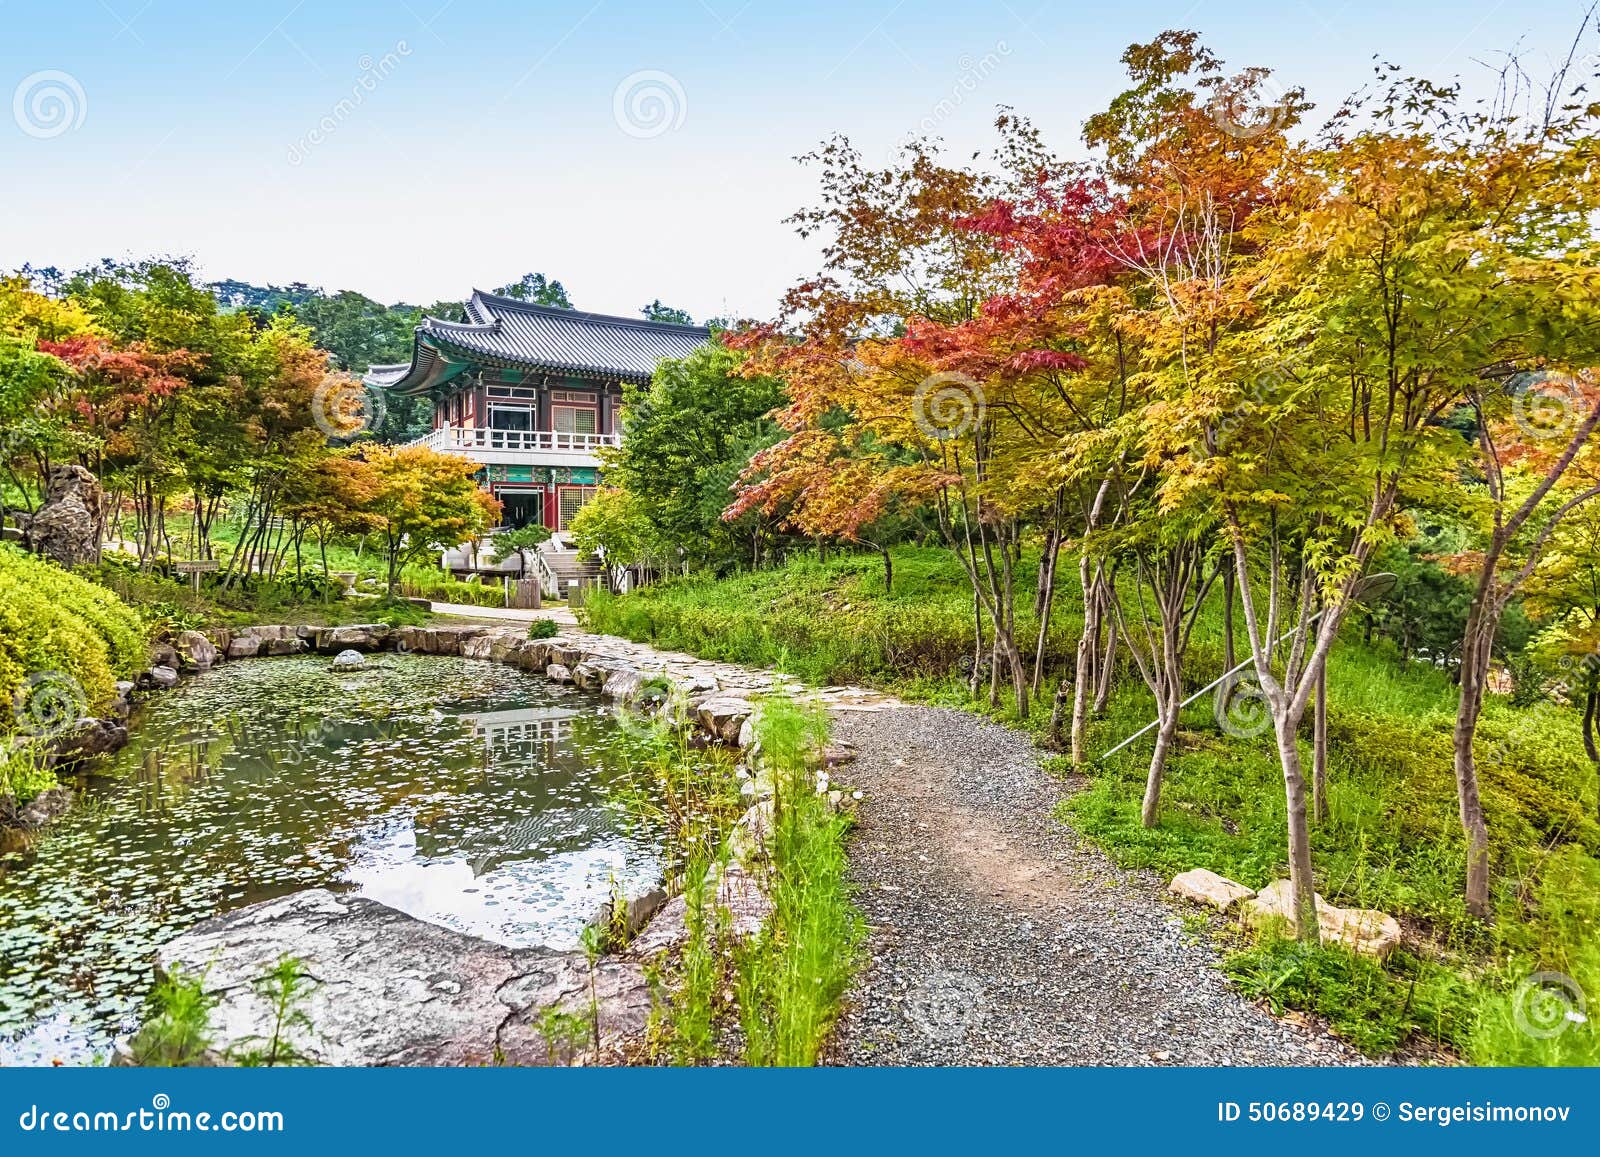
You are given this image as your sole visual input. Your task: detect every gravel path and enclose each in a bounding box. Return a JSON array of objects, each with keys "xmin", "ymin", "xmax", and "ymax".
[{"xmin": 827, "ymin": 705, "xmax": 1362, "ymax": 1066}]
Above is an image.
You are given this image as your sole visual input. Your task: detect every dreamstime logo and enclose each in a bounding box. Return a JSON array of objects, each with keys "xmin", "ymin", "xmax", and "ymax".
[
  {"xmin": 1513, "ymin": 972, "xmax": 1588, "ymax": 1040},
  {"xmin": 287, "ymin": 42, "xmax": 411, "ymax": 166},
  {"xmin": 1211, "ymin": 358, "xmax": 1295, "ymax": 453},
  {"xmin": 312, "ymin": 375, "xmax": 385, "ymax": 439},
  {"xmin": 1513, "ymin": 373, "xmax": 1585, "ymax": 441},
  {"xmin": 906, "ymin": 968, "xmax": 986, "ymax": 1042},
  {"xmin": 891, "ymin": 42, "xmax": 1011, "ymax": 160},
  {"xmin": 913, "ymin": 372, "xmax": 986, "ymax": 442},
  {"xmin": 1214, "ymin": 673, "xmax": 1272, "ymax": 738},
  {"xmin": 12, "ymin": 70, "xmax": 87, "ymax": 139},
  {"xmin": 11, "ymin": 671, "xmax": 88, "ymax": 739},
  {"xmin": 1205, "ymin": 75, "xmax": 1290, "ymax": 140},
  {"xmin": 612, "ymin": 70, "xmax": 686, "ymax": 139}
]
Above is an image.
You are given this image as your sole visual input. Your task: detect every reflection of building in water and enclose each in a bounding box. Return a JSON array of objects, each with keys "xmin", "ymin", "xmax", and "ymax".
[
  {"xmin": 462, "ymin": 706, "xmax": 577, "ymax": 762},
  {"xmin": 413, "ymin": 806, "xmax": 615, "ymax": 874}
]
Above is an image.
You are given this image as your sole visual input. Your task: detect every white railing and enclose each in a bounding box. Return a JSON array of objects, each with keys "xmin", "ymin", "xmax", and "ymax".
[
  {"xmin": 406, "ymin": 427, "xmax": 621, "ymax": 454},
  {"xmin": 530, "ymin": 548, "xmax": 562, "ymax": 599}
]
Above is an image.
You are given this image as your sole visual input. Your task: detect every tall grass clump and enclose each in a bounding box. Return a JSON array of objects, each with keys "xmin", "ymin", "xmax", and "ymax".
[{"xmin": 734, "ymin": 697, "xmax": 864, "ymax": 1066}]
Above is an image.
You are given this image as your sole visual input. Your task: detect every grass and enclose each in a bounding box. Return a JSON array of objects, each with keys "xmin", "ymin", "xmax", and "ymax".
[
  {"xmin": 625, "ymin": 692, "xmax": 863, "ymax": 1066},
  {"xmin": 585, "ymin": 544, "xmax": 1600, "ymax": 1065},
  {"xmin": 77, "ymin": 552, "xmax": 437, "ymax": 633},
  {"xmin": 0, "ymin": 741, "xmax": 57, "ymax": 809},
  {"xmin": 733, "ymin": 697, "xmax": 864, "ymax": 1066}
]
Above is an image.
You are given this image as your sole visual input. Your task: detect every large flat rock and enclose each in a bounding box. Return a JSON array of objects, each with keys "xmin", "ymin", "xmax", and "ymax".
[{"xmin": 148, "ymin": 889, "xmax": 650, "ymax": 1066}]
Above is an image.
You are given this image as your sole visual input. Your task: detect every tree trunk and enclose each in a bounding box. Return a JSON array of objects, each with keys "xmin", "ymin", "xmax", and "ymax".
[
  {"xmin": 1222, "ymin": 561, "xmax": 1236, "ymax": 672},
  {"xmin": 968, "ymin": 585, "xmax": 985, "ymax": 698},
  {"xmin": 1312, "ymin": 658, "xmax": 1328, "ymax": 823},
  {"xmin": 1453, "ymin": 553, "xmax": 1500, "ymax": 920},
  {"xmin": 1048, "ymin": 679, "xmax": 1071, "ymax": 749},
  {"xmin": 1094, "ymin": 615, "xmax": 1117, "ymax": 714},
  {"xmin": 1277, "ymin": 717, "xmax": 1320, "ymax": 943},
  {"xmin": 1141, "ymin": 695, "xmax": 1180, "ymax": 828},
  {"xmin": 1454, "ymin": 650, "xmax": 1493, "ymax": 919},
  {"xmin": 1069, "ymin": 561, "xmax": 1101, "ymax": 766},
  {"xmin": 1586, "ymin": 688, "xmax": 1599, "ymax": 822},
  {"xmin": 1032, "ymin": 526, "xmax": 1062, "ymax": 696}
]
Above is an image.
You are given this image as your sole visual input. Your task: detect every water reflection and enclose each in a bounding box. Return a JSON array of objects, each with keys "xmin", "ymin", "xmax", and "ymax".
[{"xmin": 0, "ymin": 655, "xmax": 663, "ymax": 1066}]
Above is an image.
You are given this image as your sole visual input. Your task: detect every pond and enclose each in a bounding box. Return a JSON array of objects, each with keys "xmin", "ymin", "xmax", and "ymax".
[{"xmin": 0, "ymin": 654, "xmax": 668, "ymax": 1066}]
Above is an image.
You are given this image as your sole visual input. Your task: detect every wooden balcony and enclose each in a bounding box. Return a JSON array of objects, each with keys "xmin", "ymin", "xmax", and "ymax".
[{"xmin": 405, "ymin": 426, "xmax": 621, "ymax": 467}]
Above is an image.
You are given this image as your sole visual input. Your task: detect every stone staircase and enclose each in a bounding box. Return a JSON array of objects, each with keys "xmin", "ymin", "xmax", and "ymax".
[{"xmin": 535, "ymin": 537, "xmax": 602, "ymax": 599}]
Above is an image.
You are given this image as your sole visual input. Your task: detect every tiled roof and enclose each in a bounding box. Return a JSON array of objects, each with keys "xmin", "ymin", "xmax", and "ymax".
[{"xmin": 364, "ymin": 291, "xmax": 711, "ymax": 393}]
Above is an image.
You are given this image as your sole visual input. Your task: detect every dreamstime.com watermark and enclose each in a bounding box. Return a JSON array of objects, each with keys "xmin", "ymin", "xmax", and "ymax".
[
  {"xmin": 12, "ymin": 70, "xmax": 86, "ymax": 139},
  {"xmin": 906, "ymin": 967, "xmax": 987, "ymax": 1043},
  {"xmin": 612, "ymin": 70, "xmax": 686, "ymax": 139},
  {"xmin": 312, "ymin": 374, "xmax": 386, "ymax": 439},
  {"xmin": 913, "ymin": 372, "xmax": 986, "ymax": 442},
  {"xmin": 1512, "ymin": 971, "xmax": 1588, "ymax": 1040},
  {"xmin": 287, "ymin": 42, "xmax": 412, "ymax": 166},
  {"xmin": 10, "ymin": 670, "xmax": 88, "ymax": 740},
  {"xmin": 892, "ymin": 42, "xmax": 1011, "ymax": 158},
  {"xmin": 1214, "ymin": 672, "xmax": 1272, "ymax": 739},
  {"xmin": 17, "ymin": 1094, "xmax": 283, "ymax": 1134},
  {"xmin": 1206, "ymin": 74, "xmax": 1292, "ymax": 140},
  {"xmin": 1512, "ymin": 371, "xmax": 1590, "ymax": 442}
]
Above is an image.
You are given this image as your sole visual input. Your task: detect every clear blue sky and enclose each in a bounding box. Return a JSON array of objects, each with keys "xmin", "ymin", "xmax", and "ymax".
[{"xmin": 1, "ymin": 1, "xmax": 1591, "ymax": 321}]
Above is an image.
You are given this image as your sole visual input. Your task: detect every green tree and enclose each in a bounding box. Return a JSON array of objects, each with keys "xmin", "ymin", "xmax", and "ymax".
[
  {"xmin": 494, "ymin": 273, "xmax": 572, "ymax": 308},
  {"xmin": 605, "ymin": 343, "xmax": 785, "ymax": 569},
  {"xmin": 360, "ymin": 444, "xmax": 500, "ymax": 592},
  {"xmin": 641, "ymin": 300, "xmax": 694, "ymax": 325},
  {"xmin": 568, "ymin": 486, "xmax": 660, "ymax": 588},
  {"xmin": 485, "ymin": 521, "xmax": 553, "ymax": 579}
]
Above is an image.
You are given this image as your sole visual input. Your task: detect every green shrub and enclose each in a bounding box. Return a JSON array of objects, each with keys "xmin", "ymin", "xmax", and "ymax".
[
  {"xmin": 527, "ymin": 618, "xmax": 559, "ymax": 640},
  {"xmin": 0, "ymin": 740, "xmax": 56, "ymax": 806},
  {"xmin": 126, "ymin": 967, "xmax": 215, "ymax": 1066},
  {"xmin": 1224, "ymin": 935, "xmax": 1476, "ymax": 1055},
  {"xmin": 0, "ymin": 544, "xmax": 146, "ymax": 732}
]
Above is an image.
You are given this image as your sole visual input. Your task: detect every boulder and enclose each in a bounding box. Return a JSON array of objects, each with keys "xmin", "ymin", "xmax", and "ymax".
[
  {"xmin": 487, "ymin": 634, "xmax": 523, "ymax": 663},
  {"xmin": 46, "ymin": 717, "xmax": 128, "ymax": 766},
  {"xmin": 316, "ymin": 625, "xmax": 389, "ymax": 653},
  {"xmin": 822, "ymin": 743, "xmax": 858, "ymax": 767},
  {"xmin": 626, "ymin": 864, "xmax": 772, "ymax": 959},
  {"xmin": 571, "ymin": 661, "xmax": 612, "ymax": 692},
  {"xmin": 549, "ymin": 644, "xmax": 587, "ymax": 668},
  {"xmin": 546, "ymin": 663, "xmax": 573, "ymax": 684},
  {"xmin": 600, "ymin": 667, "xmax": 648, "ymax": 705},
  {"xmin": 1241, "ymin": 879, "xmax": 1402, "ymax": 959},
  {"xmin": 460, "ymin": 635, "xmax": 495, "ymax": 660},
  {"xmin": 150, "ymin": 643, "xmax": 179, "ymax": 669},
  {"xmin": 695, "ymin": 696, "xmax": 755, "ymax": 743},
  {"xmin": 332, "ymin": 649, "xmax": 366, "ymax": 669},
  {"xmin": 264, "ymin": 637, "xmax": 306, "ymax": 656},
  {"xmin": 8, "ymin": 786, "xmax": 73, "ymax": 828},
  {"xmin": 226, "ymin": 636, "xmax": 262, "ymax": 660},
  {"xmin": 135, "ymin": 890, "xmax": 651, "ymax": 1066},
  {"xmin": 143, "ymin": 665, "xmax": 179, "ymax": 690},
  {"xmin": 1169, "ymin": 869, "xmax": 1255, "ymax": 913},
  {"xmin": 17, "ymin": 464, "xmax": 103, "ymax": 567},
  {"xmin": 176, "ymin": 630, "xmax": 219, "ymax": 672},
  {"xmin": 514, "ymin": 640, "xmax": 556, "ymax": 671},
  {"xmin": 1323, "ymin": 906, "xmax": 1403, "ymax": 960}
]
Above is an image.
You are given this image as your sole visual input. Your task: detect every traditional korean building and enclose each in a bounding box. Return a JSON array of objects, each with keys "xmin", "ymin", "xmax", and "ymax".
[{"xmin": 364, "ymin": 289, "xmax": 710, "ymax": 533}]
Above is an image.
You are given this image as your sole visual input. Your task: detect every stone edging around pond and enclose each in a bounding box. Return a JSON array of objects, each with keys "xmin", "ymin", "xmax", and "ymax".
[
  {"xmin": 84, "ymin": 621, "xmax": 894, "ymax": 1065},
  {"xmin": 14, "ymin": 620, "xmax": 895, "ymax": 835}
]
